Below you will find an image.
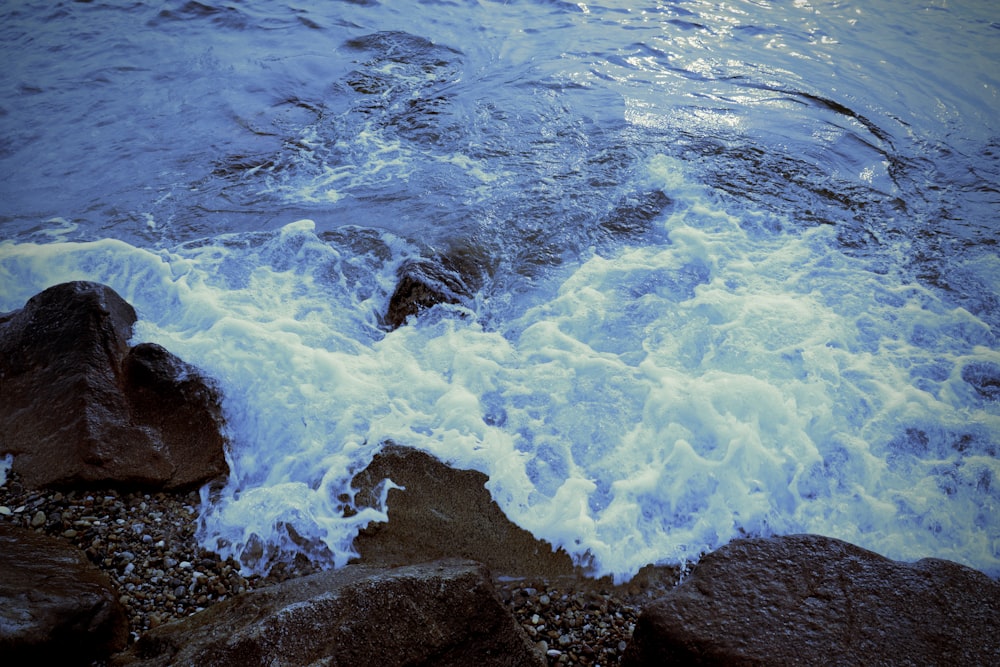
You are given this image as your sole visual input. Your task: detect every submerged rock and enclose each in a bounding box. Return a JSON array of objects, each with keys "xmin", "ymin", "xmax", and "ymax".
[
  {"xmin": 623, "ymin": 533, "xmax": 1000, "ymax": 667},
  {"xmin": 113, "ymin": 559, "xmax": 544, "ymax": 667},
  {"xmin": 0, "ymin": 523, "xmax": 128, "ymax": 665},
  {"xmin": 0, "ymin": 281, "xmax": 228, "ymax": 490},
  {"xmin": 597, "ymin": 189, "xmax": 672, "ymax": 240},
  {"xmin": 384, "ymin": 257, "xmax": 478, "ymax": 329}
]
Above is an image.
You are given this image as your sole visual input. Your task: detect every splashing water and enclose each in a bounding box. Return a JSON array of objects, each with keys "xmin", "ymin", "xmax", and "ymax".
[{"xmin": 1, "ymin": 0, "xmax": 998, "ymax": 580}]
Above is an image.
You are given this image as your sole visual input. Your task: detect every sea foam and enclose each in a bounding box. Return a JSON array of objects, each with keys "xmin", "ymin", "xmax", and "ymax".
[{"xmin": 1, "ymin": 158, "xmax": 997, "ymax": 581}]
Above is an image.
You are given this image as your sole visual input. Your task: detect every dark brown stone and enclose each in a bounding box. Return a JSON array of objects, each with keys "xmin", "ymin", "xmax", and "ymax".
[
  {"xmin": 0, "ymin": 523, "xmax": 128, "ymax": 664},
  {"xmin": 352, "ymin": 444, "xmax": 578, "ymax": 578},
  {"xmin": 384, "ymin": 257, "xmax": 475, "ymax": 329},
  {"xmin": 623, "ymin": 534, "xmax": 1000, "ymax": 667},
  {"xmin": 112, "ymin": 559, "xmax": 544, "ymax": 667},
  {"xmin": 0, "ymin": 281, "xmax": 227, "ymax": 490}
]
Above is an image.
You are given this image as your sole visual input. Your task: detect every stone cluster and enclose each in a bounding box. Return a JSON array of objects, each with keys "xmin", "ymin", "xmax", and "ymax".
[
  {"xmin": 500, "ymin": 582, "xmax": 646, "ymax": 666},
  {"xmin": 4, "ymin": 282, "xmax": 999, "ymax": 666},
  {"xmin": 0, "ymin": 474, "xmax": 653, "ymax": 666},
  {"xmin": 0, "ymin": 479, "xmax": 257, "ymax": 641}
]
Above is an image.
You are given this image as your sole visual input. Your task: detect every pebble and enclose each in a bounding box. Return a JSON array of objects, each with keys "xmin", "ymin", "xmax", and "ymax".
[{"xmin": 2, "ymin": 471, "xmax": 669, "ymax": 663}]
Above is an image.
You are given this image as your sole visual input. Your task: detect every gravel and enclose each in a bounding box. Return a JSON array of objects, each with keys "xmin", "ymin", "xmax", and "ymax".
[{"xmin": 1, "ymin": 474, "xmax": 675, "ymax": 666}]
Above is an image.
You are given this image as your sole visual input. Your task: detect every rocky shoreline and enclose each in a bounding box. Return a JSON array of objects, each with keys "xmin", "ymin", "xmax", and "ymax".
[
  {"xmin": 4, "ymin": 282, "xmax": 998, "ymax": 666},
  {"xmin": 0, "ymin": 472, "xmax": 657, "ymax": 665}
]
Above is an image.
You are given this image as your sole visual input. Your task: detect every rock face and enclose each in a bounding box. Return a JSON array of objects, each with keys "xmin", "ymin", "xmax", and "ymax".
[
  {"xmin": 113, "ymin": 559, "xmax": 544, "ymax": 667},
  {"xmin": 385, "ymin": 257, "xmax": 476, "ymax": 329},
  {"xmin": 623, "ymin": 534, "xmax": 1000, "ymax": 667},
  {"xmin": 0, "ymin": 281, "xmax": 228, "ymax": 490},
  {"xmin": 0, "ymin": 523, "xmax": 128, "ymax": 664},
  {"xmin": 353, "ymin": 444, "xmax": 578, "ymax": 578}
]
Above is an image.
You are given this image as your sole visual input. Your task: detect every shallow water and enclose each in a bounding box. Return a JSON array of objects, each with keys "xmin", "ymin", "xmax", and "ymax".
[{"xmin": 1, "ymin": 0, "xmax": 998, "ymax": 581}]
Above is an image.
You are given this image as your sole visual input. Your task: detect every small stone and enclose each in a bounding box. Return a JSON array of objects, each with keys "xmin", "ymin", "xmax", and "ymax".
[
  {"xmin": 30, "ymin": 510, "xmax": 46, "ymax": 527},
  {"xmin": 539, "ymin": 594, "xmax": 551, "ymax": 607},
  {"xmin": 0, "ymin": 506, "xmax": 10, "ymax": 515},
  {"xmin": 546, "ymin": 649, "xmax": 562, "ymax": 658},
  {"xmin": 179, "ymin": 560, "xmax": 192, "ymax": 569},
  {"xmin": 62, "ymin": 529, "xmax": 78, "ymax": 538}
]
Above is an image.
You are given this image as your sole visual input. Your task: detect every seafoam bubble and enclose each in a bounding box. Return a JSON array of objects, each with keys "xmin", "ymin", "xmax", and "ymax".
[{"xmin": 1, "ymin": 194, "xmax": 998, "ymax": 581}]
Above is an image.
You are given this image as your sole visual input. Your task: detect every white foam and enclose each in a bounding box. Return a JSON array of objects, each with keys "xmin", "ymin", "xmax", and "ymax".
[
  {"xmin": 1, "ymin": 170, "xmax": 997, "ymax": 580},
  {"xmin": 0, "ymin": 454, "xmax": 12, "ymax": 486}
]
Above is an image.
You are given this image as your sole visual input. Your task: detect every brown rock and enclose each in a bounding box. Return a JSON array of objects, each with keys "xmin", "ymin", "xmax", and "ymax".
[
  {"xmin": 0, "ymin": 281, "xmax": 227, "ymax": 490},
  {"xmin": 384, "ymin": 257, "xmax": 475, "ymax": 329},
  {"xmin": 113, "ymin": 559, "xmax": 544, "ymax": 667},
  {"xmin": 623, "ymin": 534, "xmax": 1000, "ymax": 667},
  {"xmin": 0, "ymin": 523, "xmax": 128, "ymax": 664},
  {"xmin": 353, "ymin": 444, "xmax": 578, "ymax": 578}
]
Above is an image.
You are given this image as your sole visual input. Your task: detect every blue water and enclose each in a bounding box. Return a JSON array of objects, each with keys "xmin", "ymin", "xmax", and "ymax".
[{"xmin": 1, "ymin": 0, "xmax": 998, "ymax": 581}]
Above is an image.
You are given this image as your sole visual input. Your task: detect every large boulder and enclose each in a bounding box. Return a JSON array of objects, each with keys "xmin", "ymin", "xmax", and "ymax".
[
  {"xmin": 352, "ymin": 444, "xmax": 578, "ymax": 578},
  {"xmin": 0, "ymin": 523, "xmax": 128, "ymax": 664},
  {"xmin": 0, "ymin": 281, "xmax": 228, "ymax": 490},
  {"xmin": 113, "ymin": 559, "xmax": 544, "ymax": 667},
  {"xmin": 623, "ymin": 534, "xmax": 1000, "ymax": 666}
]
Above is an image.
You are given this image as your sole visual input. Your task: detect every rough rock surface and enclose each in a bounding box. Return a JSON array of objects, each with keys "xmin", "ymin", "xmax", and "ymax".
[
  {"xmin": 384, "ymin": 257, "xmax": 476, "ymax": 329},
  {"xmin": 0, "ymin": 281, "xmax": 227, "ymax": 490},
  {"xmin": 623, "ymin": 533, "xmax": 1000, "ymax": 667},
  {"xmin": 112, "ymin": 559, "xmax": 544, "ymax": 667},
  {"xmin": 353, "ymin": 444, "xmax": 579, "ymax": 578},
  {"xmin": 0, "ymin": 522, "xmax": 128, "ymax": 665}
]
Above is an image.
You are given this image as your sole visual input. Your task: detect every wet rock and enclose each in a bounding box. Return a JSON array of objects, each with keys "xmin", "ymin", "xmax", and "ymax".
[
  {"xmin": 598, "ymin": 190, "xmax": 672, "ymax": 239},
  {"xmin": 962, "ymin": 360, "xmax": 1000, "ymax": 400},
  {"xmin": 113, "ymin": 559, "xmax": 544, "ymax": 667},
  {"xmin": 623, "ymin": 534, "xmax": 1000, "ymax": 667},
  {"xmin": 0, "ymin": 281, "xmax": 228, "ymax": 490},
  {"xmin": 384, "ymin": 257, "xmax": 477, "ymax": 329},
  {"xmin": 0, "ymin": 523, "xmax": 128, "ymax": 664},
  {"xmin": 353, "ymin": 444, "xmax": 578, "ymax": 578}
]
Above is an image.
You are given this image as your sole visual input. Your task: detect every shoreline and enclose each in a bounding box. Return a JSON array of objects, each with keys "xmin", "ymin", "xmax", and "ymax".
[{"xmin": 0, "ymin": 474, "xmax": 673, "ymax": 666}]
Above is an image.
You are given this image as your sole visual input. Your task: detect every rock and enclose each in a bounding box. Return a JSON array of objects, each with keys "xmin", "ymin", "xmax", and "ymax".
[
  {"xmin": 0, "ymin": 523, "xmax": 128, "ymax": 664},
  {"xmin": 112, "ymin": 559, "xmax": 544, "ymax": 667},
  {"xmin": 597, "ymin": 190, "xmax": 672, "ymax": 239},
  {"xmin": 962, "ymin": 360, "xmax": 1000, "ymax": 400},
  {"xmin": 384, "ymin": 257, "xmax": 476, "ymax": 330},
  {"xmin": 352, "ymin": 444, "xmax": 578, "ymax": 578},
  {"xmin": 622, "ymin": 534, "xmax": 1000, "ymax": 667},
  {"xmin": 0, "ymin": 281, "xmax": 228, "ymax": 490}
]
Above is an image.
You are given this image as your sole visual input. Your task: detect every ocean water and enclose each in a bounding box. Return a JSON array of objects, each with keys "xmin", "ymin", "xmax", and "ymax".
[{"xmin": 1, "ymin": 0, "xmax": 998, "ymax": 582}]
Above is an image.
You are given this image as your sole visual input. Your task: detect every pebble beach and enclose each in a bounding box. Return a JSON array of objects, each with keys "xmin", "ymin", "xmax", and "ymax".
[{"xmin": 1, "ymin": 473, "xmax": 668, "ymax": 666}]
